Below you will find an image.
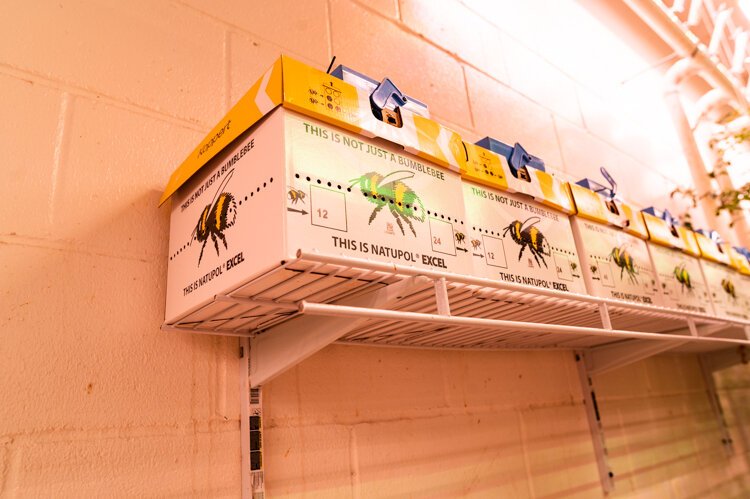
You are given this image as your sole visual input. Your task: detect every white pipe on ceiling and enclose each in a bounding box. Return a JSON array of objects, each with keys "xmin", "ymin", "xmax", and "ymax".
[
  {"xmin": 731, "ymin": 29, "xmax": 749, "ymax": 74},
  {"xmin": 708, "ymin": 8, "xmax": 733, "ymax": 55},
  {"xmin": 623, "ymin": 0, "xmax": 748, "ymax": 110},
  {"xmin": 625, "ymin": 0, "xmax": 749, "ymax": 245},
  {"xmin": 688, "ymin": 0, "xmax": 704, "ymax": 27}
]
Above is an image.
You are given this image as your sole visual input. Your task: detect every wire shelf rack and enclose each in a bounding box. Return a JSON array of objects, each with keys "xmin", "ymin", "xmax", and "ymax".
[{"xmin": 164, "ymin": 250, "xmax": 750, "ymax": 355}]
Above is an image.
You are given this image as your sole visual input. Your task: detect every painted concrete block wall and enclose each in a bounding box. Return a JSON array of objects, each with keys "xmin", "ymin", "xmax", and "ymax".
[{"xmin": 1, "ymin": 0, "xmax": 749, "ymax": 497}]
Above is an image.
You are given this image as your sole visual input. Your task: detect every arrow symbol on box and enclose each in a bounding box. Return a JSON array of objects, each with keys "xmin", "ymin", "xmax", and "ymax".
[
  {"xmin": 287, "ymin": 207, "xmax": 309, "ymax": 215},
  {"xmin": 456, "ymin": 247, "xmax": 468, "ymax": 253}
]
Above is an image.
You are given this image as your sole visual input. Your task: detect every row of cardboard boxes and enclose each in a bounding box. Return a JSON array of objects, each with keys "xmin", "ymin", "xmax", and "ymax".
[{"xmin": 162, "ymin": 56, "xmax": 750, "ymax": 325}]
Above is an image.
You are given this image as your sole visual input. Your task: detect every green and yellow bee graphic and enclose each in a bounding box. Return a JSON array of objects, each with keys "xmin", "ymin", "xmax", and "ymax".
[
  {"xmin": 721, "ymin": 278, "xmax": 736, "ymax": 299},
  {"xmin": 610, "ymin": 245, "xmax": 637, "ymax": 283},
  {"xmin": 350, "ymin": 170, "xmax": 425, "ymax": 236},
  {"xmin": 502, "ymin": 216, "xmax": 550, "ymax": 268},
  {"xmin": 673, "ymin": 263, "xmax": 692, "ymax": 291},
  {"xmin": 192, "ymin": 170, "xmax": 237, "ymax": 266}
]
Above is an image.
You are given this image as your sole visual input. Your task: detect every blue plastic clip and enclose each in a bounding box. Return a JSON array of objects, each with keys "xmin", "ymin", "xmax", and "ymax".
[
  {"xmin": 475, "ymin": 137, "xmax": 545, "ymax": 181},
  {"xmin": 643, "ymin": 207, "xmax": 677, "ymax": 225},
  {"xmin": 369, "ymin": 78, "xmax": 408, "ymax": 127},
  {"xmin": 643, "ymin": 207, "xmax": 681, "ymax": 238},
  {"xmin": 697, "ymin": 228, "xmax": 724, "ymax": 244},
  {"xmin": 330, "ymin": 64, "xmax": 429, "ymax": 126},
  {"xmin": 576, "ymin": 167, "xmax": 617, "ymax": 200},
  {"xmin": 734, "ymin": 246, "xmax": 750, "ymax": 261}
]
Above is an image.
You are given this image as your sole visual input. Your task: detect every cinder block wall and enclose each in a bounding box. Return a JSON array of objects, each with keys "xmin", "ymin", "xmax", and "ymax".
[{"xmin": 1, "ymin": 0, "xmax": 749, "ymax": 497}]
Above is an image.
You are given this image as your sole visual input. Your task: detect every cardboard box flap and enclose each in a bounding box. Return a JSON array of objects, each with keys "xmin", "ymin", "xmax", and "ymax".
[
  {"xmin": 160, "ymin": 58, "xmax": 284, "ymax": 205},
  {"xmin": 677, "ymin": 226, "xmax": 701, "ymax": 257},
  {"xmin": 280, "ymin": 55, "xmax": 366, "ymax": 135},
  {"xmin": 618, "ymin": 202, "xmax": 649, "ymax": 239},
  {"xmin": 729, "ymin": 246, "xmax": 750, "ymax": 275},
  {"xmin": 161, "ymin": 56, "xmax": 468, "ymax": 205},
  {"xmin": 569, "ymin": 183, "xmax": 609, "ymax": 223},
  {"xmin": 532, "ymin": 169, "xmax": 575, "ymax": 214},
  {"xmin": 460, "ymin": 142, "xmax": 511, "ymax": 191},
  {"xmin": 284, "ymin": 58, "xmax": 467, "ymax": 172},
  {"xmin": 462, "ymin": 140, "xmax": 574, "ymax": 213},
  {"xmin": 694, "ymin": 230, "xmax": 731, "ymax": 265},
  {"xmin": 568, "ymin": 183, "xmax": 648, "ymax": 238},
  {"xmin": 642, "ymin": 211, "xmax": 686, "ymax": 250}
]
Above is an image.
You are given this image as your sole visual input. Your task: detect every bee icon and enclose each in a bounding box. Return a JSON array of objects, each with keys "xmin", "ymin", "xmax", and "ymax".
[
  {"xmin": 610, "ymin": 245, "xmax": 637, "ymax": 283},
  {"xmin": 471, "ymin": 239, "xmax": 482, "ymax": 250},
  {"xmin": 288, "ymin": 187, "xmax": 306, "ymax": 205},
  {"xmin": 673, "ymin": 263, "xmax": 692, "ymax": 291},
  {"xmin": 721, "ymin": 278, "xmax": 736, "ymax": 299},
  {"xmin": 570, "ymin": 262, "xmax": 578, "ymax": 271},
  {"xmin": 192, "ymin": 170, "xmax": 237, "ymax": 266},
  {"xmin": 590, "ymin": 265, "xmax": 598, "ymax": 274},
  {"xmin": 455, "ymin": 232, "xmax": 466, "ymax": 244},
  {"xmin": 350, "ymin": 170, "xmax": 425, "ymax": 236},
  {"xmin": 502, "ymin": 216, "xmax": 550, "ymax": 268}
]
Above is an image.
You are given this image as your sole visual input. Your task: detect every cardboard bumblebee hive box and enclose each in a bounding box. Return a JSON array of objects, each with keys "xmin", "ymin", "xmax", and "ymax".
[
  {"xmin": 161, "ymin": 57, "xmax": 473, "ymax": 325},
  {"xmin": 459, "ymin": 138, "xmax": 586, "ymax": 294},
  {"xmin": 568, "ymin": 171, "xmax": 662, "ymax": 306},
  {"xmin": 640, "ymin": 209, "xmax": 713, "ymax": 315},
  {"xmin": 694, "ymin": 230, "xmax": 750, "ymax": 320}
]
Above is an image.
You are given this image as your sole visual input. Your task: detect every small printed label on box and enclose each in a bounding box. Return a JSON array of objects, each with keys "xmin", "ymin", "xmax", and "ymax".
[
  {"xmin": 598, "ymin": 261, "xmax": 615, "ymax": 288},
  {"xmin": 310, "ymin": 185, "xmax": 347, "ymax": 232},
  {"xmin": 554, "ymin": 251, "xmax": 573, "ymax": 282},
  {"xmin": 429, "ymin": 218, "xmax": 457, "ymax": 256},
  {"xmin": 482, "ymin": 235, "xmax": 508, "ymax": 269}
]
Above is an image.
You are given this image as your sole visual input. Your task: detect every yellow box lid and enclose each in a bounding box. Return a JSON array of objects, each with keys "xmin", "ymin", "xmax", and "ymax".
[
  {"xmin": 568, "ymin": 183, "xmax": 648, "ymax": 238},
  {"xmin": 642, "ymin": 212, "xmax": 686, "ymax": 250},
  {"xmin": 161, "ymin": 56, "xmax": 467, "ymax": 205},
  {"xmin": 460, "ymin": 142, "xmax": 574, "ymax": 214},
  {"xmin": 460, "ymin": 142, "xmax": 509, "ymax": 190},
  {"xmin": 694, "ymin": 231, "xmax": 732, "ymax": 265},
  {"xmin": 728, "ymin": 246, "xmax": 750, "ymax": 275},
  {"xmin": 677, "ymin": 226, "xmax": 701, "ymax": 257}
]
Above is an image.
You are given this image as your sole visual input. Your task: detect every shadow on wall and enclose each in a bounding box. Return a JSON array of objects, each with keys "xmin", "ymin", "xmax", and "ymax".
[
  {"xmin": 0, "ymin": 187, "xmax": 242, "ymax": 495},
  {"xmin": 594, "ymin": 355, "xmax": 750, "ymax": 497},
  {"xmin": 261, "ymin": 346, "xmax": 603, "ymax": 497}
]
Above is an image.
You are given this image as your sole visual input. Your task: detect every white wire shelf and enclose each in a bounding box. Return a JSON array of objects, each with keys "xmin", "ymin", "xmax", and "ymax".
[{"xmin": 164, "ymin": 250, "xmax": 750, "ymax": 355}]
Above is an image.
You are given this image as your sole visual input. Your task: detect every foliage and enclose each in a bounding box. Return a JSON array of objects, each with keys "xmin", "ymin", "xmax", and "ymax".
[{"xmin": 671, "ymin": 125, "xmax": 750, "ymax": 227}]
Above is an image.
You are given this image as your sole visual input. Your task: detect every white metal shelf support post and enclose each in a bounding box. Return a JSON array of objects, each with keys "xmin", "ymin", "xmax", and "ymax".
[
  {"xmin": 698, "ymin": 345, "xmax": 750, "ymax": 456},
  {"xmin": 240, "ymin": 337, "xmax": 264, "ymax": 499},
  {"xmin": 239, "ymin": 275, "xmax": 431, "ymax": 498},
  {"xmin": 575, "ymin": 351, "xmax": 614, "ymax": 494},
  {"xmin": 698, "ymin": 354, "xmax": 735, "ymax": 456}
]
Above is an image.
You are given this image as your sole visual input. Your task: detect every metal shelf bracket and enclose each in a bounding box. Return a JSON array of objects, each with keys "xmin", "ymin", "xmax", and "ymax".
[
  {"xmin": 699, "ymin": 354, "xmax": 736, "ymax": 456},
  {"xmin": 248, "ymin": 275, "xmax": 431, "ymax": 387},
  {"xmin": 585, "ymin": 338, "xmax": 692, "ymax": 376},
  {"xmin": 575, "ymin": 351, "xmax": 615, "ymax": 494}
]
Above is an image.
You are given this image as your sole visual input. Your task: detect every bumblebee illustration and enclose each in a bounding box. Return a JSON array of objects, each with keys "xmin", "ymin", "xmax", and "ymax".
[
  {"xmin": 673, "ymin": 263, "xmax": 692, "ymax": 291},
  {"xmin": 610, "ymin": 246, "xmax": 637, "ymax": 283},
  {"xmin": 721, "ymin": 278, "xmax": 736, "ymax": 299},
  {"xmin": 570, "ymin": 262, "xmax": 578, "ymax": 272},
  {"xmin": 502, "ymin": 216, "xmax": 550, "ymax": 268},
  {"xmin": 471, "ymin": 239, "xmax": 481, "ymax": 250},
  {"xmin": 192, "ymin": 170, "xmax": 237, "ymax": 266},
  {"xmin": 590, "ymin": 265, "xmax": 598, "ymax": 274},
  {"xmin": 455, "ymin": 232, "xmax": 466, "ymax": 244},
  {"xmin": 350, "ymin": 170, "xmax": 425, "ymax": 236},
  {"xmin": 288, "ymin": 188, "xmax": 306, "ymax": 205}
]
